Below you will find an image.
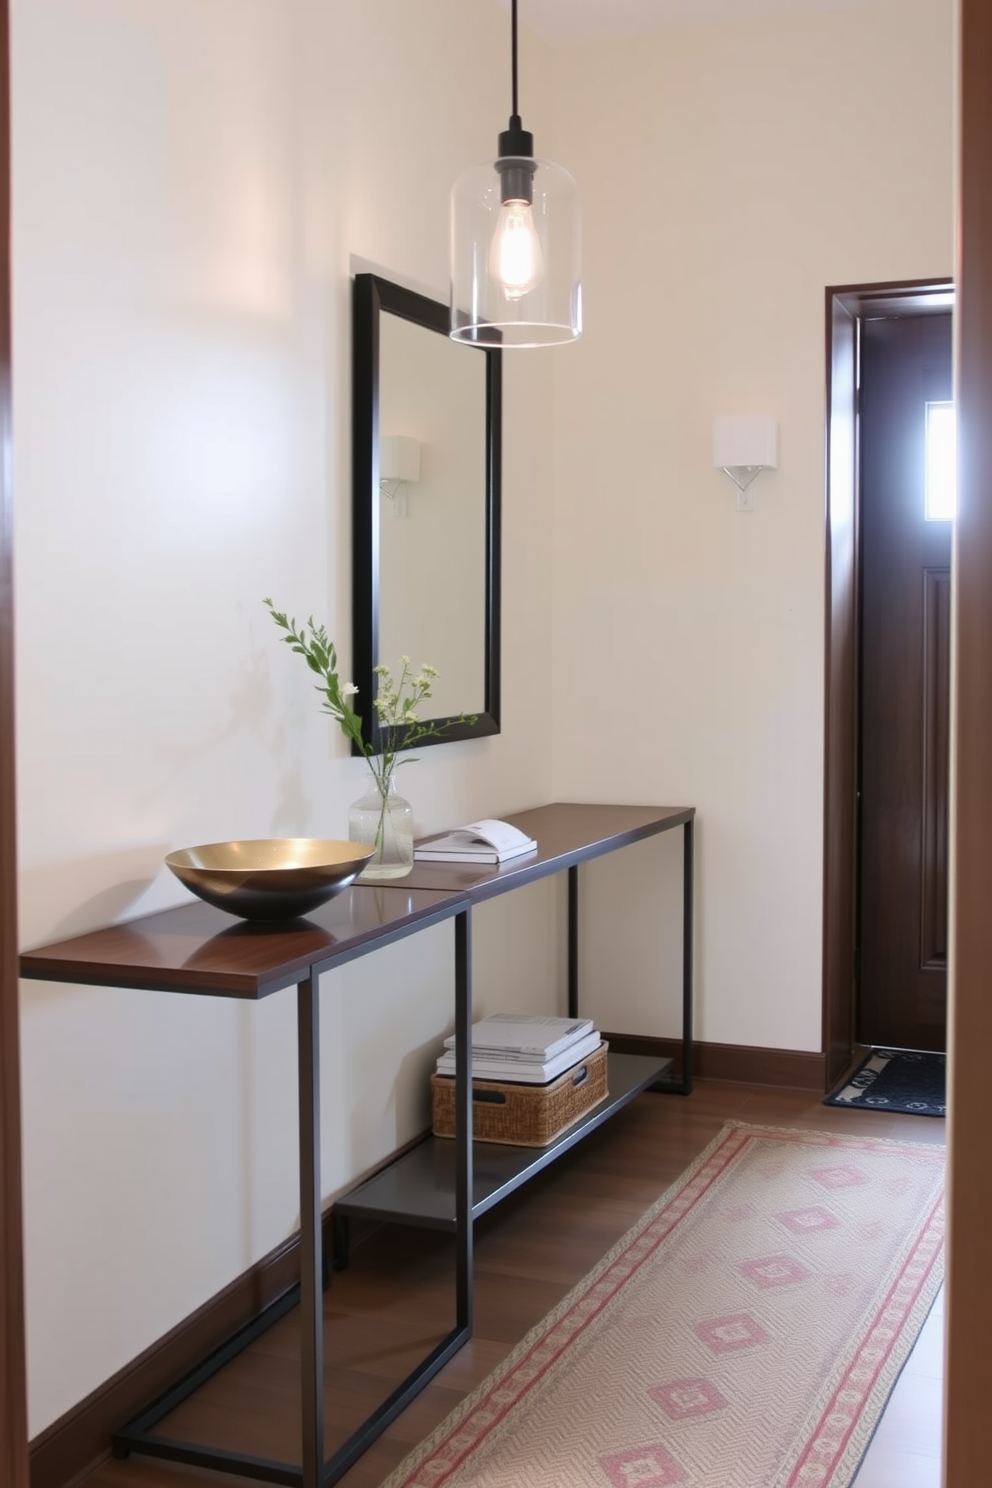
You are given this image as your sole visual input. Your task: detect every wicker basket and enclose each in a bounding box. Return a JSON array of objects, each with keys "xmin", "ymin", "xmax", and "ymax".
[{"xmin": 431, "ymin": 1042, "xmax": 609, "ymax": 1148}]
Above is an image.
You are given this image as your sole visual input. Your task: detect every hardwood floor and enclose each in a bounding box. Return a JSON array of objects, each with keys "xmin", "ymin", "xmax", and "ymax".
[{"xmin": 81, "ymin": 1081, "xmax": 945, "ymax": 1488}]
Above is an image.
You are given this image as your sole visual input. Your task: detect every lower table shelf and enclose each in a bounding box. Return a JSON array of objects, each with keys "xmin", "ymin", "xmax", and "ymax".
[{"xmin": 334, "ymin": 1051, "xmax": 673, "ymax": 1236}]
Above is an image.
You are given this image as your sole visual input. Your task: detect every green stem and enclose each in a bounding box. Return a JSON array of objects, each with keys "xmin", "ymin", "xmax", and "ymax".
[
  {"xmin": 368, "ymin": 767, "xmax": 395, "ymax": 863},
  {"xmin": 373, "ymin": 771, "xmax": 390, "ymax": 859}
]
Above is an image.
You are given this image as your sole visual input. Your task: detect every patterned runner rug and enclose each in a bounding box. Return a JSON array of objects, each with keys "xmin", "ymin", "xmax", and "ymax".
[{"xmin": 383, "ymin": 1122, "xmax": 944, "ymax": 1488}]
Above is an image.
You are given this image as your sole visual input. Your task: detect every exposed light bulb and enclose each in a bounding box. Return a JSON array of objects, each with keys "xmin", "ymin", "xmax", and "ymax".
[{"xmin": 489, "ymin": 198, "xmax": 543, "ymax": 301}]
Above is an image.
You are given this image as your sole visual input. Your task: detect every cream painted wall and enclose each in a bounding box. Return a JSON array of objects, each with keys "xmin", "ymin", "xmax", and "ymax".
[
  {"xmin": 551, "ymin": 0, "xmax": 954, "ymax": 1051},
  {"xmin": 12, "ymin": 0, "xmax": 557, "ymax": 1435},
  {"xmin": 9, "ymin": 0, "xmax": 955, "ymax": 1442}
]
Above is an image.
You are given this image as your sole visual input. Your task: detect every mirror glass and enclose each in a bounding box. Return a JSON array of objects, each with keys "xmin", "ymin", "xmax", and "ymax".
[{"xmin": 352, "ymin": 274, "xmax": 501, "ymax": 752}]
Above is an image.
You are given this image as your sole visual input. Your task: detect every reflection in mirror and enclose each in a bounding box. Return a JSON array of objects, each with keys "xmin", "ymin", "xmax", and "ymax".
[
  {"xmin": 352, "ymin": 274, "xmax": 501, "ymax": 754},
  {"xmin": 379, "ymin": 311, "xmax": 487, "ymax": 718}
]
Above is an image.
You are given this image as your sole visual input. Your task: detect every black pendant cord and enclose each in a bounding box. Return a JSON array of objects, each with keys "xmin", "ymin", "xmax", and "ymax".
[
  {"xmin": 498, "ymin": 0, "xmax": 534, "ymax": 174},
  {"xmin": 511, "ymin": 0, "xmax": 519, "ymax": 121}
]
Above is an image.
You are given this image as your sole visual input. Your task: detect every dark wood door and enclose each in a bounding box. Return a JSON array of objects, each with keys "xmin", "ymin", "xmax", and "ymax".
[{"xmin": 858, "ymin": 312, "xmax": 952, "ymax": 1051}]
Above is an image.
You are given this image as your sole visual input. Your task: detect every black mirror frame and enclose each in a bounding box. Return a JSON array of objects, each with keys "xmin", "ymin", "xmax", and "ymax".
[{"xmin": 352, "ymin": 272, "xmax": 502, "ymax": 755}]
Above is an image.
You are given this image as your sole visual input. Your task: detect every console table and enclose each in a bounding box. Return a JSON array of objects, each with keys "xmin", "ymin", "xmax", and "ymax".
[{"xmin": 18, "ymin": 801, "xmax": 693, "ymax": 1488}]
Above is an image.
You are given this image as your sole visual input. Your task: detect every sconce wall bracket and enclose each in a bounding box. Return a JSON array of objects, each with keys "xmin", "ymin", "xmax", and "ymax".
[{"xmin": 720, "ymin": 464, "xmax": 764, "ymax": 495}]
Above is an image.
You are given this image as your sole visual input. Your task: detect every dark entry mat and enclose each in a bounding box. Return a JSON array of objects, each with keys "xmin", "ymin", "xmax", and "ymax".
[{"xmin": 823, "ymin": 1047, "xmax": 946, "ymax": 1117}]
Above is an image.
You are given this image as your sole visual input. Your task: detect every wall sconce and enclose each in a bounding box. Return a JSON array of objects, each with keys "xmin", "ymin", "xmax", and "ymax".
[
  {"xmin": 379, "ymin": 435, "xmax": 421, "ymax": 518},
  {"xmin": 713, "ymin": 416, "xmax": 778, "ymax": 511}
]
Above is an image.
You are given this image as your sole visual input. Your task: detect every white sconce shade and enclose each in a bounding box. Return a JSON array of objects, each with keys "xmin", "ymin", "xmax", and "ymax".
[
  {"xmin": 379, "ymin": 435, "xmax": 421, "ymax": 484},
  {"xmin": 713, "ymin": 416, "xmax": 778, "ymax": 471},
  {"xmin": 379, "ymin": 435, "xmax": 421, "ymax": 518}
]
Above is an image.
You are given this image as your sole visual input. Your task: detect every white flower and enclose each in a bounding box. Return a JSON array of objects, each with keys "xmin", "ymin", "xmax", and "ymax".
[{"xmin": 342, "ymin": 682, "xmax": 359, "ymax": 696}]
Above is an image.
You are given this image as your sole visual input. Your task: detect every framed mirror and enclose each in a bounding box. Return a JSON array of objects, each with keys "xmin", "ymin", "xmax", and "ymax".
[{"xmin": 352, "ymin": 272, "xmax": 501, "ymax": 753}]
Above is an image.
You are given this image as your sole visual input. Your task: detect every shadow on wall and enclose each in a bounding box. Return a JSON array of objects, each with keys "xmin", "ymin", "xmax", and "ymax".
[{"xmin": 18, "ymin": 845, "xmax": 171, "ymax": 945}]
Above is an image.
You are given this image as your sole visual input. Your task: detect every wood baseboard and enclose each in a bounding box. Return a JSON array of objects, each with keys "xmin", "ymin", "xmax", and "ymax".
[
  {"xmin": 601, "ymin": 1032, "xmax": 827, "ymax": 1092},
  {"xmin": 29, "ymin": 1041, "xmax": 823, "ymax": 1488}
]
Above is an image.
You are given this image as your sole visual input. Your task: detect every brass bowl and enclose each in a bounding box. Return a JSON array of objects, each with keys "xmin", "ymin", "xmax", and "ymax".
[{"xmin": 165, "ymin": 838, "xmax": 376, "ymax": 921}]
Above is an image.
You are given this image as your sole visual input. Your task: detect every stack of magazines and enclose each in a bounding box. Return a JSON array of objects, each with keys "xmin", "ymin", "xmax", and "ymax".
[{"xmin": 435, "ymin": 1013, "xmax": 602, "ymax": 1086}]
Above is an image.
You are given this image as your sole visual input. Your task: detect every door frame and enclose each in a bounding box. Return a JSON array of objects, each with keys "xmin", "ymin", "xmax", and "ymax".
[
  {"xmin": 945, "ymin": 2, "xmax": 992, "ymax": 1474},
  {"xmin": 822, "ymin": 277, "xmax": 954, "ymax": 1090},
  {"xmin": 0, "ymin": 0, "xmax": 28, "ymax": 1480}
]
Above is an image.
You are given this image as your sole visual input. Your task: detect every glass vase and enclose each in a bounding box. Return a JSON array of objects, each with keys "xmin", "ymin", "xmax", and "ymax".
[{"xmin": 348, "ymin": 775, "xmax": 414, "ymax": 881}]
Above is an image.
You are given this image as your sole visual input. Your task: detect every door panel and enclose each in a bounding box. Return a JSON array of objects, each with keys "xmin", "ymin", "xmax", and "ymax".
[
  {"xmin": 920, "ymin": 564, "xmax": 950, "ymax": 972},
  {"xmin": 858, "ymin": 312, "xmax": 952, "ymax": 1050}
]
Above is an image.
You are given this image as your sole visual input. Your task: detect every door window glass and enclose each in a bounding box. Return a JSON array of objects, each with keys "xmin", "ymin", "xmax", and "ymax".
[{"xmin": 925, "ymin": 400, "xmax": 956, "ymax": 520}]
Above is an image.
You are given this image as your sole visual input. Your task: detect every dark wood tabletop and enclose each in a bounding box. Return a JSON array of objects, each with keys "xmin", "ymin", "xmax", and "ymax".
[
  {"xmin": 400, "ymin": 801, "xmax": 694, "ymax": 899},
  {"xmin": 18, "ymin": 805, "xmax": 693, "ymax": 998},
  {"xmin": 18, "ymin": 886, "xmax": 468, "ymax": 1000}
]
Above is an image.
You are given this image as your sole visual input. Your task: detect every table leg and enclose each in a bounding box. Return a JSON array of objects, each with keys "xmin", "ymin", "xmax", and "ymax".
[
  {"xmin": 680, "ymin": 818, "xmax": 694, "ymax": 1094},
  {"xmin": 567, "ymin": 865, "xmax": 579, "ymax": 1020},
  {"xmin": 454, "ymin": 908, "xmax": 473, "ymax": 1330},
  {"xmin": 297, "ymin": 971, "xmax": 323, "ymax": 1488}
]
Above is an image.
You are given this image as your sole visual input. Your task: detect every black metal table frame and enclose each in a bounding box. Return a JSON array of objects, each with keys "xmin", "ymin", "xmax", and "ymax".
[
  {"xmin": 110, "ymin": 809, "xmax": 694, "ymax": 1487},
  {"xmin": 111, "ymin": 898, "xmax": 475, "ymax": 1488}
]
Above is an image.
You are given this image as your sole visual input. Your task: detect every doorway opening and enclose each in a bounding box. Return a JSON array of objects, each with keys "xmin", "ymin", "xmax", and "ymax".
[{"xmin": 822, "ymin": 279, "xmax": 954, "ymax": 1089}]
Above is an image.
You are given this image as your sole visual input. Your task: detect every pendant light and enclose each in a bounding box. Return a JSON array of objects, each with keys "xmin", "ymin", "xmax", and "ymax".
[{"xmin": 450, "ymin": 0, "xmax": 582, "ymax": 348}]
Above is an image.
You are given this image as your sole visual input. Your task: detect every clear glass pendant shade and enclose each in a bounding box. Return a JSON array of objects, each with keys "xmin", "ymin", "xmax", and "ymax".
[{"xmin": 450, "ymin": 155, "xmax": 582, "ymax": 348}]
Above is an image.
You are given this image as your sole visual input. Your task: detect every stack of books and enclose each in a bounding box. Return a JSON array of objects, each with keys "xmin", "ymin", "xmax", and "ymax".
[
  {"xmin": 435, "ymin": 1013, "xmax": 603, "ymax": 1086},
  {"xmin": 414, "ymin": 818, "xmax": 537, "ymax": 864}
]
